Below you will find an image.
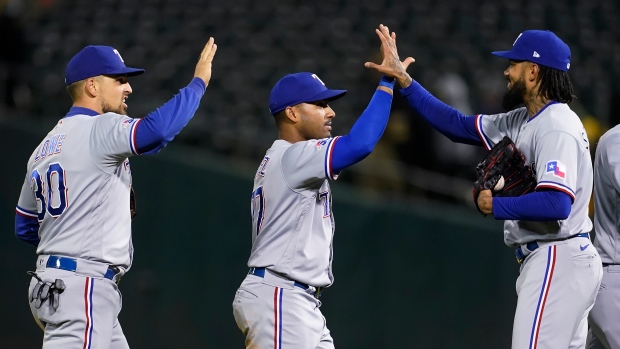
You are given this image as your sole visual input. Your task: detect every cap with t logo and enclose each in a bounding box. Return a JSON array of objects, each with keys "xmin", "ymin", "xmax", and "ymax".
[
  {"xmin": 268, "ymin": 72, "xmax": 347, "ymax": 115},
  {"xmin": 65, "ymin": 45, "xmax": 145, "ymax": 85},
  {"xmin": 492, "ymin": 30, "xmax": 571, "ymax": 71}
]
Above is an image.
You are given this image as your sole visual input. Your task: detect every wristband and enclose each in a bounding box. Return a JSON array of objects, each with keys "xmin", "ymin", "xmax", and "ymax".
[{"xmin": 378, "ymin": 75, "xmax": 396, "ymax": 89}]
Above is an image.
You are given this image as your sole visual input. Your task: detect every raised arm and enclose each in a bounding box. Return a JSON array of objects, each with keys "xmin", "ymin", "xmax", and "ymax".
[
  {"xmin": 133, "ymin": 38, "xmax": 218, "ymax": 154},
  {"xmin": 400, "ymin": 81, "xmax": 482, "ymax": 145},
  {"xmin": 331, "ymin": 25, "xmax": 414, "ymax": 173}
]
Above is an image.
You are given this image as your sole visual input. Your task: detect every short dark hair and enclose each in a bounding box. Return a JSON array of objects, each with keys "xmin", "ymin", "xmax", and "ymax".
[
  {"xmin": 273, "ymin": 109, "xmax": 287, "ymax": 126},
  {"xmin": 66, "ymin": 80, "xmax": 85, "ymax": 101},
  {"xmin": 537, "ymin": 65, "xmax": 576, "ymax": 104}
]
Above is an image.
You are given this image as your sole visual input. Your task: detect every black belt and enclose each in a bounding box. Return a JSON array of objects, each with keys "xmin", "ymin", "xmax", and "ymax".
[
  {"xmin": 46, "ymin": 255, "xmax": 121, "ymax": 283},
  {"xmin": 248, "ymin": 267, "xmax": 323, "ymax": 298},
  {"xmin": 603, "ymin": 263, "xmax": 619, "ymax": 267},
  {"xmin": 515, "ymin": 233, "xmax": 589, "ymax": 264}
]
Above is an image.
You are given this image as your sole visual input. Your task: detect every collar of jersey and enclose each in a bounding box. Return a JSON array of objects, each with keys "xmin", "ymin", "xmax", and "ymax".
[
  {"xmin": 64, "ymin": 106, "xmax": 100, "ymax": 118},
  {"xmin": 527, "ymin": 100, "xmax": 560, "ymax": 123}
]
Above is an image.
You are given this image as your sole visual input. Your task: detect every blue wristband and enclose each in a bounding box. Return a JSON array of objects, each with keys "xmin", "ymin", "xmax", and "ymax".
[{"xmin": 378, "ymin": 75, "xmax": 396, "ymax": 89}]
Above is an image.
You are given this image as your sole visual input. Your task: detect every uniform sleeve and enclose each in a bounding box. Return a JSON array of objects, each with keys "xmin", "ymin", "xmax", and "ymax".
[
  {"xmin": 534, "ymin": 131, "xmax": 580, "ymax": 201},
  {"xmin": 493, "ymin": 190, "xmax": 572, "ymax": 221},
  {"xmin": 474, "ymin": 109, "xmax": 526, "ymax": 150},
  {"xmin": 399, "ymin": 81, "xmax": 480, "ymax": 145},
  {"xmin": 331, "ymin": 89, "xmax": 392, "ymax": 173},
  {"xmin": 134, "ymin": 78, "xmax": 206, "ymax": 155},
  {"xmin": 15, "ymin": 172, "xmax": 41, "ymax": 246},
  {"xmin": 281, "ymin": 138, "xmax": 339, "ymax": 190},
  {"xmin": 598, "ymin": 133, "xmax": 620, "ymax": 193},
  {"xmin": 89, "ymin": 113, "xmax": 139, "ymax": 165}
]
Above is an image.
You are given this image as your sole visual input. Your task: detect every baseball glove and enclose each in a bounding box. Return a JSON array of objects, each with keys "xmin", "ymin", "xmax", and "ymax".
[
  {"xmin": 130, "ymin": 186, "xmax": 137, "ymax": 219},
  {"xmin": 473, "ymin": 136, "xmax": 537, "ymax": 214}
]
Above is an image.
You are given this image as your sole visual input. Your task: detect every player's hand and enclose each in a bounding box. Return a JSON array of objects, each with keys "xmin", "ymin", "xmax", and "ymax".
[
  {"xmin": 477, "ymin": 189, "xmax": 493, "ymax": 215},
  {"xmin": 194, "ymin": 37, "xmax": 217, "ymax": 86},
  {"xmin": 364, "ymin": 24, "xmax": 415, "ymax": 88}
]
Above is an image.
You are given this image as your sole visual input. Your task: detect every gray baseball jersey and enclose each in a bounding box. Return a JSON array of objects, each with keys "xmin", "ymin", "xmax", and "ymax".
[
  {"xmin": 592, "ymin": 125, "xmax": 620, "ymax": 264},
  {"xmin": 475, "ymin": 102, "xmax": 593, "ymax": 246},
  {"xmin": 16, "ymin": 111, "xmax": 139, "ymax": 269},
  {"xmin": 247, "ymin": 138, "xmax": 339, "ymax": 288},
  {"xmin": 476, "ymin": 101, "xmax": 601, "ymax": 349},
  {"xmin": 233, "ymin": 137, "xmax": 340, "ymax": 349},
  {"xmin": 587, "ymin": 125, "xmax": 620, "ymax": 349}
]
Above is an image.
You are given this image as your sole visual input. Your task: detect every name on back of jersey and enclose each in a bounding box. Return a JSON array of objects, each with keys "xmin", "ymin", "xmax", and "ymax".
[{"xmin": 34, "ymin": 134, "xmax": 66, "ymax": 163}]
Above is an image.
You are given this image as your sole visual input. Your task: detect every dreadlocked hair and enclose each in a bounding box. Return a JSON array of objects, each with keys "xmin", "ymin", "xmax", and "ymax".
[{"xmin": 536, "ymin": 65, "xmax": 576, "ymax": 104}]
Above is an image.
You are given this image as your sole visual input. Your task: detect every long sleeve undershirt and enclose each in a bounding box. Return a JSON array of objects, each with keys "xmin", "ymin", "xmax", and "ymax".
[
  {"xmin": 134, "ymin": 77, "xmax": 206, "ymax": 154},
  {"xmin": 493, "ymin": 190, "xmax": 572, "ymax": 221},
  {"xmin": 331, "ymin": 88, "xmax": 393, "ymax": 173},
  {"xmin": 399, "ymin": 80, "xmax": 572, "ymax": 221},
  {"xmin": 399, "ymin": 80, "xmax": 480, "ymax": 145}
]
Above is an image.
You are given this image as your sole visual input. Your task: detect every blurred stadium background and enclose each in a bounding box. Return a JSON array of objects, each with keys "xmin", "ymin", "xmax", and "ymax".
[{"xmin": 0, "ymin": 0, "xmax": 616, "ymax": 348}]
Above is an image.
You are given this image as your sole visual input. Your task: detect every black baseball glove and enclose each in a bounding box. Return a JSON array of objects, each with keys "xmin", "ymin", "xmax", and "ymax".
[{"xmin": 473, "ymin": 136, "xmax": 537, "ymax": 214}]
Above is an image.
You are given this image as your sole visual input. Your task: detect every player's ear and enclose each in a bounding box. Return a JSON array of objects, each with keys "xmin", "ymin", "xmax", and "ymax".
[
  {"xmin": 85, "ymin": 77, "xmax": 98, "ymax": 97},
  {"xmin": 284, "ymin": 106, "xmax": 298, "ymax": 123},
  {"xmin": 528, "ymin": 63, "xmax": 539, "ymax": 82}
]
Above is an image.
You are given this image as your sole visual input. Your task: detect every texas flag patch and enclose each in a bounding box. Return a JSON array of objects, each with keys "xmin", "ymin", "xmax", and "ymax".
[{"xmin": 546, "ymin": 160, "xmax": 566, "ymax": 179}]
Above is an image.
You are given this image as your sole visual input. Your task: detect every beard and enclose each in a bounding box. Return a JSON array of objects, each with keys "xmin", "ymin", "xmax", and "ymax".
[
  {"xmin": 501, "ymin": 78, "xmax": 526, "ymax": 110},
  {"xmin": 100, "ymin": 99, "xmax": 126, "ymax": 115}
]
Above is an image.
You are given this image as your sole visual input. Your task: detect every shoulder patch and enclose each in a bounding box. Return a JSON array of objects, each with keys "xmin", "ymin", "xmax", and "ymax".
[
  {"xmin": 315, "ymin": 139, "xmax": 328, "ymax": 150},
  {"xmin": 122, "ymin": 119, "xmax": 135, "ymax": 128},
  {"xmin": 546, "ymin": 160, "xmax": 566, "ymax": 179}
]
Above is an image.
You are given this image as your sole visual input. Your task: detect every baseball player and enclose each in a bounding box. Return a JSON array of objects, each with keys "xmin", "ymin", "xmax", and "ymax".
[
  {"xmin": 588, "ymin": 125, "xmax": 620, "ymax": 349},
  {"xmin": 232, "ymin": 25, "xmax": 414, "ymax": 349},
  {"xmin": 14, "ymin": 38, "xmax": 217, "ymax": 348},
  {"xmin": 394, "ymin": 30, "xmax": 602, "ymax": 348}
]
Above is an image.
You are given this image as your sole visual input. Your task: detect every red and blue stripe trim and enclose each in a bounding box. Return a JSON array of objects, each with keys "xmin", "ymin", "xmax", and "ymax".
[
  {"xmin": 474, "ymin": 114, "xmax": 492, "ymax": 150},
  {"xmin": 528, "ymin": 245, "xmax": 556, "ymax": 349},
  {"xmin": 82, "ymin": 277, "xmax": 94, "ymax": 349},
  {"xmin": 324, "ymin": 136, "xmax": 340, "ymax": 180},
  {"xmin": 536, "ymin": 181, "xmax": 575, "ymax": 202},
  {"xmin": 129, "ymin": 118, "xmax": 143, "ymax": 155},
  {"xmin": 16, "ymin": 205, "xmax": 38, "ymax": 219},
  {"xmin": 273, "ymin": 287, "xmax": 283, "ymax": 349}
]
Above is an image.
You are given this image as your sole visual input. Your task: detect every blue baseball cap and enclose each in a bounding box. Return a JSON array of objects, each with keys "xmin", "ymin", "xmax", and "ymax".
[
  {"xmin": 492, "ymin": 30, "xmax": 571, "ymax": 71},
  {"xmin": 65, "ymin": 45, "xmax": 145, "ymax": 85},
  {"xmin": 269, "ymin": 72, "xmax": 347, "ymax": 115}
]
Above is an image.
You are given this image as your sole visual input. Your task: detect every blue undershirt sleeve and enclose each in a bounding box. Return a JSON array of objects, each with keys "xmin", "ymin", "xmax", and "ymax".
[
  {"xmin": 134, "ymin": 77, "xmax": 207, "ymax": 155},
  {"xmin": 331, "ymin": 89, "xmax": 393, "ymax": 173},
  {"xmin": 399, "ymin": 80, "xmax": 481, "ymax": 145},
  {"xmin": 493, "ymin": 190, "xmax": 572, "ymax": 221},
  {"xmin": 15, "ymin": 214, "xmax": 40, "ymax": 246}
]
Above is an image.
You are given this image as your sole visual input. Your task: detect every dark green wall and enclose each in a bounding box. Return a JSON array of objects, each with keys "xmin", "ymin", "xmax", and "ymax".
[{"xmin": 1, "ymin": 119, "xmax": 517, "ymax": 349}]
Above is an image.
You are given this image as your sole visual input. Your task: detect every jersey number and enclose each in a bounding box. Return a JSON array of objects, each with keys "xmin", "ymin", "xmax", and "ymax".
[
  {"xmin": 31, "ymin": 163, "xmax": 68, "ymax": 220},
  {"xmin": 251, "ymin": 186, "xmax": 265, "ymax": 235}
]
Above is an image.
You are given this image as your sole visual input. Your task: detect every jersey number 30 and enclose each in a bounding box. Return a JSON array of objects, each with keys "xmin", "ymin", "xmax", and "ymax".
[{"xmin": 31, "ymin": 163, "xmax": 68, "ymax": 220}]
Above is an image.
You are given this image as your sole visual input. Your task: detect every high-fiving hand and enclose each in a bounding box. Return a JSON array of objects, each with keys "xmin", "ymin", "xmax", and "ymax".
[
  {"xmin": 194, "ymin": 37, "xmax": 218, "ymax": 86},
  {"xmin": 364, "ymin": 24, "xmax": 415, "ymax": 88}
]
